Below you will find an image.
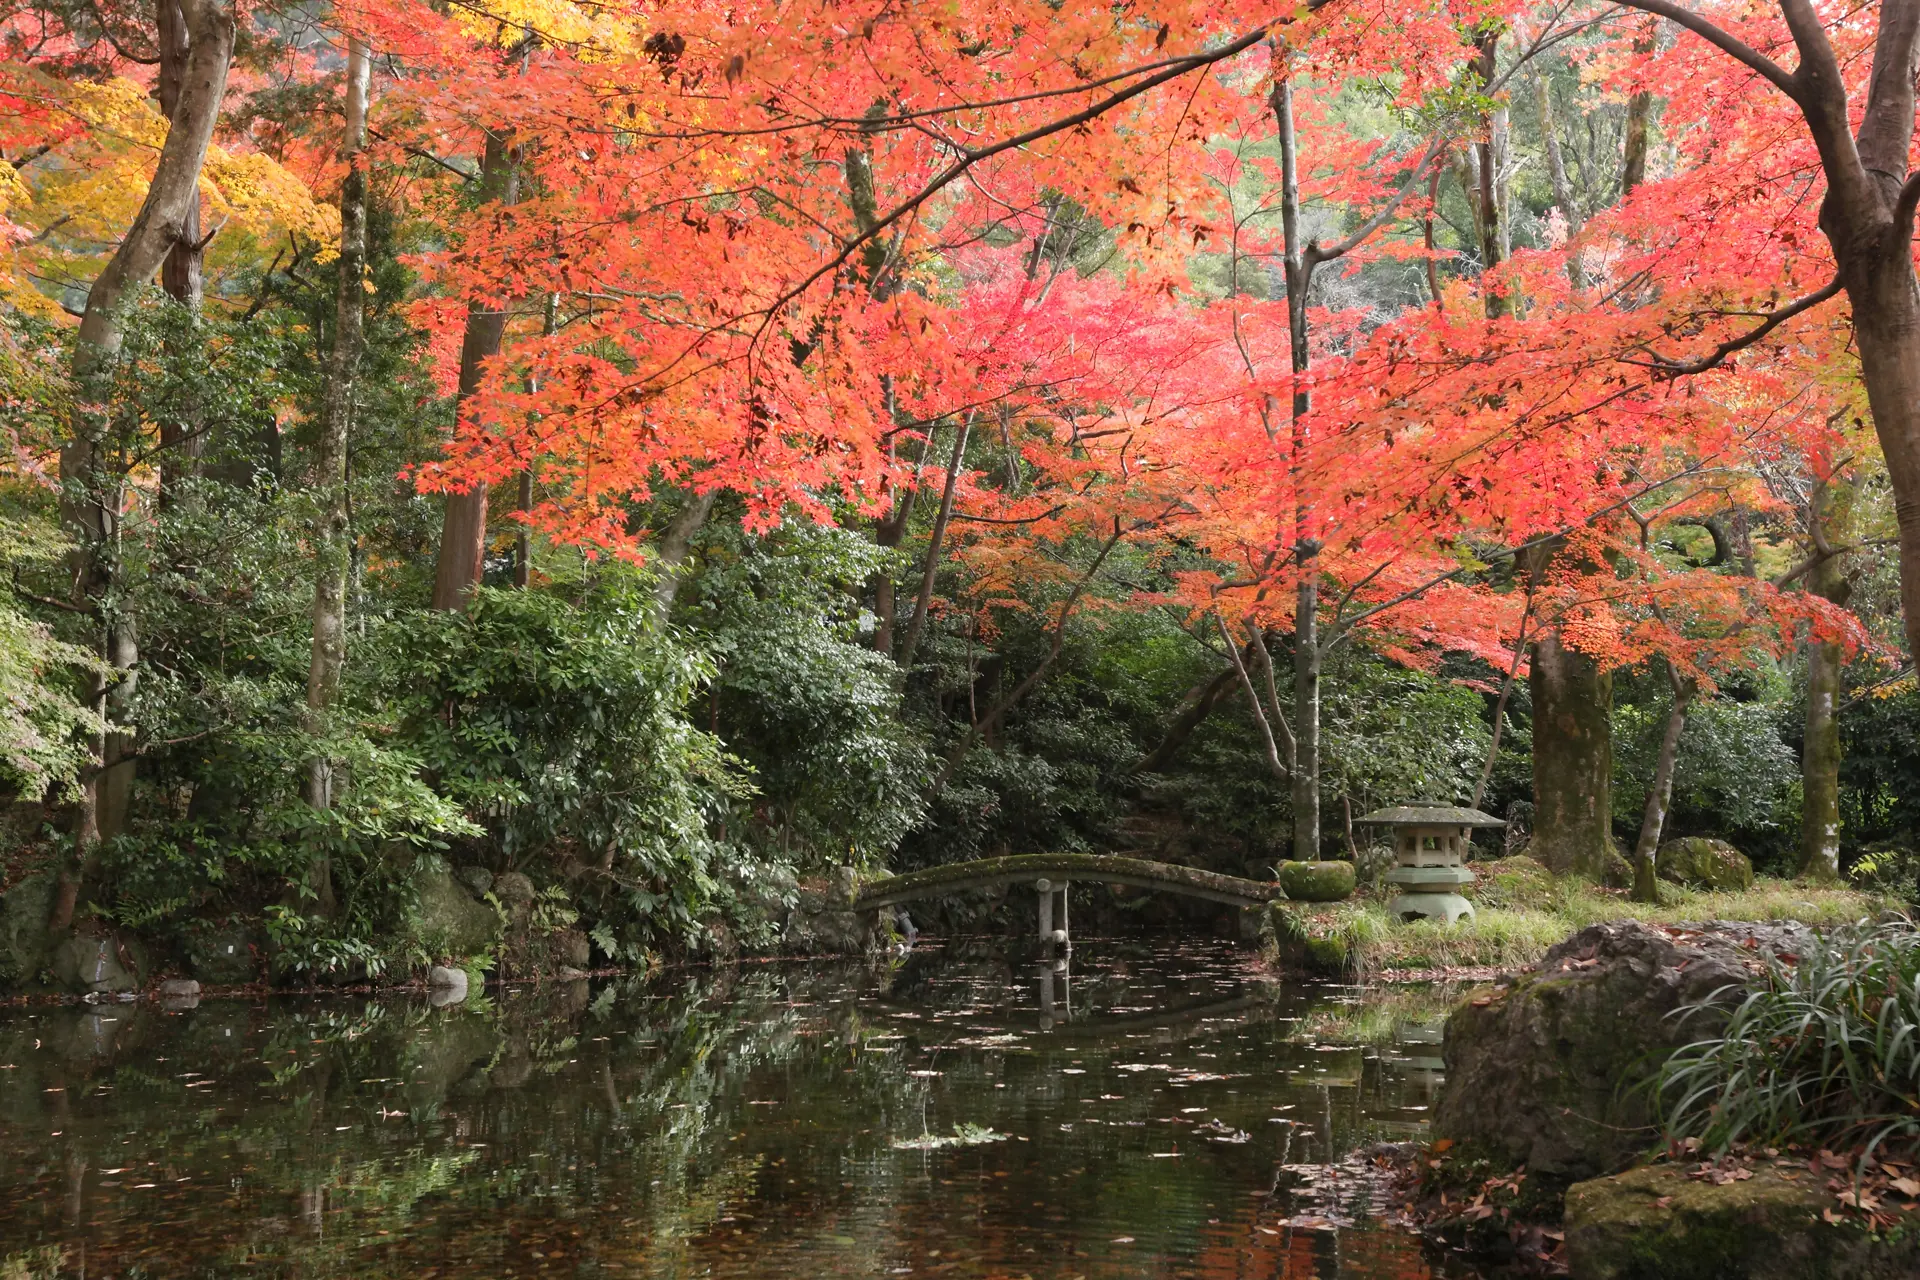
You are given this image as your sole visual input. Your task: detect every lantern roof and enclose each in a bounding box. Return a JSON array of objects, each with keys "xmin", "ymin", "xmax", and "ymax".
[{"xmin": 1356, "ymin": 800, "xmax": 1505, "ymax": 828}]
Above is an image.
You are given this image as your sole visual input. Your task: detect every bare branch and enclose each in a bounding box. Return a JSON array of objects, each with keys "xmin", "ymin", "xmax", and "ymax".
[
  {"xmin": 1626, "ymin": 275, "xmax": 1843, "ymax": 376},
  {"xmin": 1606, "ymin": 0, "xmax": 1800, "ymax": 99}
]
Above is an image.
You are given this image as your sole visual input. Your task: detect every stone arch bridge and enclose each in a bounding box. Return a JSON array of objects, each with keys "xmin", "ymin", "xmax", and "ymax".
[{"xmin": 854, "ymin": 853, "xmax": 1281, "ymax": 945}]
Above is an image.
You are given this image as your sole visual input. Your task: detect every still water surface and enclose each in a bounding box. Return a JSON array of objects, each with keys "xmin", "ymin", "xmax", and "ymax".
[{"xmin": 0, "ymin": 939, "xmax": 1480, "ymax": 1278}]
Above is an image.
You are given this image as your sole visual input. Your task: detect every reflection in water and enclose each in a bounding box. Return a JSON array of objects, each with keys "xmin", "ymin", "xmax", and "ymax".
[{"xmin": 0, "ymin": 939, "xmax": 1480, "ymax": 1278}]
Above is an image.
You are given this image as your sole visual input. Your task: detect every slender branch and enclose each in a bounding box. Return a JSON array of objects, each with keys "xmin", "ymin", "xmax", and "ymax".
[
  {"xmin": 1217, "ymin": 611, "xmax": 1290, "ymax": 781},
  {"xmin": 1471, "ymin": 585, "xmax": 1533, "ymax": 810},
  {"xmin": 1606, "ymin": 0, "xmax": 1801, "ymax": 100},
  {"xmin": 898, "ymin": 412, "xmax": 974, "ymax": 672},
  {"xmin": 752, "ymin": 16, "xmax": 1335, "ymax": 344},
  {"xmin": 1246, "ymin": 622, "xmax": 1297, "ymax": 767},
  {"xmin": 1625, "ymin": 276, "xmax": 1842, "ymax": 376},
  {"xmin": 1304, "ymin": 135, "xmax": 1445, "ymax": 266},
  {"xmin": 1894, "ymin": 166, "xmax": 1920, "ymax": 242}
]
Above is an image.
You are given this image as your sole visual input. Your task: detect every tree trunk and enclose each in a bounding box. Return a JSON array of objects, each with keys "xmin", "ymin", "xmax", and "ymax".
[
  {"xmin": 429, "ymin": 132, "xmax": 519, "ymax": 610},
  {"xmin": 1844, "ymin": 266, "xmax": 1920, "ymax": 672},
  {"xmin": 897, "ymin": 414, "xmax": 971, "ymax": 673},
  {"xmin": 1130, "ymin": 666, "xmax": 1237, "ymax": 774},
  {"xmin": 1291, "ymin": 572, "xmax": 1321, "ymax": 860},
  {"xmin": 512, "ymin": 293, "xmax": 556, "ymax": 591},
  {"xmin": 1619, "ymin": 18, "xmax": 1659, "ymax": 198},
  {"xmin": 299, "ymin": 34, "xmax": 370, "ymax": 915},
  {"xmin": 155, "ymin": 0, "xmax": 205, "ymax": 507},
  {"xmin": 49, "ymin": 0, "xmax": 235, "ymax": 934},
  {"xmin": 1275, "ymin": 73, "xmax": 1323, "ymax": 861},
  {"xmin": 1528, "ymin": 632, "xmax": 1615, "ymax": 879},
  {"xmin": 1621, "ymin": 93, "xmax": 1652, "ymax": 195},
  {"xmin": 1631, "ymin": 671, "xmax": 1695, "ymax": 902},
  {"xmin": 1535, "ymin": 75, "xmax": 1581, "ymax": 236},
  {"xmin": 648, "ymin": 489, "xmax": 717, "ymax": 625},
  {"xmin": 1799, "ymin": 467, "xmax": 1855, "ymax": 881},
  {"xmin": 1471, "ymin": 26, "xmax": 1507, "ymax": 317}
]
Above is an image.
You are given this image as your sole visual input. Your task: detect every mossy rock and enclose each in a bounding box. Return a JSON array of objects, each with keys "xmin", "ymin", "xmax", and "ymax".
[
  {"xmin": 1656, "ymin": 837, "xmax": 1754, "ymax": 891},
  {"xmin": 1278, "ymin": 860, "xmax": 1356, "ymax": 902},
  {"xmin": 1469, "ymin": 856, "xmax": 1559, "ymax": 911},
  {"xmin": 1565, "ymin": 1162, "xmax": 1920, "ymax": 1280},
  {"xmin": 412, "ymin": 861, "xmax": 503, "ymax": 960},
  {"xmin": 0, "ymin": 872, "xmax": 55, "ymax": 990},
  {"xmin": 1266, "ymin": 900, "xmax": 1374, "ymax": 975}
]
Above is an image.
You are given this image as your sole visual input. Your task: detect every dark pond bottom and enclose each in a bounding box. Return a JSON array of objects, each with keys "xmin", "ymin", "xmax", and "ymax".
[{"xmin": 0, "ymin": 938, "xmax": 1485, "ymax": 1278}]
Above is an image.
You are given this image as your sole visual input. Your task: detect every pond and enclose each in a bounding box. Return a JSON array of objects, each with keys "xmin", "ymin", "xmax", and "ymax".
[{"xmin": 0, "ymin": 938, "xmax": 1483, "ymax": 1278}]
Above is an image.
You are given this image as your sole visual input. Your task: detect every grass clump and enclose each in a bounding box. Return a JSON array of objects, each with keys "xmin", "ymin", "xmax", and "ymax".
[
  {"xmin": 1279, "ymin": 859, "xmax": 1888, "ymax": 977},
  {"xmin": 1652, "ymin": 922, "xmax": 1920, "ymax": 1161}
]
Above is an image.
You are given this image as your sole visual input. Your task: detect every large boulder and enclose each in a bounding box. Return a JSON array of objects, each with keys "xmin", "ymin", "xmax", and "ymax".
[
  {"xmin": 412, "ymin": 861, "xmax": 502, "ymax": 959},
  {"xmin": 1656, "ymin": 837, "xmax": 1754, "ymax": 892},
  {"xmin": 1433, "ymin": 919, "xmax": 1812, "ymax": 1183},
  {"xmin": 1565, "ymin": 1162, "xmax": 1920, "ymax": 1280},
  {"xmin": 47, "ymin": 930, "xmax": 144, "ymax": 994},
  {"xmin": 0, "ymin": 872, "xmax": 55, "ymax": 990},
  {"xmin": 1278, "ymin": 860, "xmax": 1357, "ymax": 902}
]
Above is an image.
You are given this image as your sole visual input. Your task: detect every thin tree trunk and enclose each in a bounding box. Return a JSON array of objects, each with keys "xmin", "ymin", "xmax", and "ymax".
[
  {"xmin": 156, "ymin": 0, "xmax": 206, "ymax": 507},
  {"xmin": 1799, "ymin": 467, "xmax": 1855, "ymax": 881},
  {"xmin": 1534, "ymin": 72, "xmax": 1589, "ymax": 293},
  {"xmin": 299, "ymin": 33, "xmax": 370, "ymax": 915},
  {"xmin": 649, "ymin": 489, "xmax": 717, "ymax": 625},
  {"xmin": 49, "ymin": 0, "xmax": 235, "ymax": 934},
  {"xmin": 513, "ymin": 292, "xmax": 555, "ymax": 590},
  {"xmin": 1619, "ymin": 19, "xmax": 1658, "ymax": 198},
  {"xmin": 1472, "ymin": 587, "xmax": 1534, "ymax": 810},
  {"xmin": 1472, "ymin": 26, "xmax": 1507, "ymax": 318},
  {"xmin": 1130, "ymin": 666, "xmax": 1237, "ymax": 774},
  {"xmin": 1291, "ymin": 576, "xmax": 1321, "ymax": 859},
  {"xmin": 1275, "ymin": 75, "xmax": 1322, "ymax": 862},
  {"xmin": 430, "ymin": 131, "xmax": 519, "ymax": 610},
  {"xmin": 897, "ymin": 413, "xmax": 972, "ymax": 673},
  {"xmin": 1631, "ymin": 669, "xmax": 1695, "ymax": 902}
]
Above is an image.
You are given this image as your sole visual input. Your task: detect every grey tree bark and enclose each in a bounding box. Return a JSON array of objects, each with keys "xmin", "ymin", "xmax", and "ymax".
[
  {"xmin": 156, "ymin": 0, "xmax": 207, "ymax": 507},
  {"xmin": 50, "ymin": 0, "xmax": 235, "ymax": 933},
  {"xmin": 897, "ymin": 413, "xmax": 972, "ymax": 674},
  {"xmin": 1631, "ymin": 669, "xmax": 1696, "ymax": 902},
  {"xmin": 1799, "ymin": 468, "xmax": 1855, "ymax": 881},
  {"xmin": 299, "ymin": 34, "xmax": 370, "ymax": 914},
  {"xmin": 1528, "ymin": 630, "xmax": 1615, "ymax": 879}
]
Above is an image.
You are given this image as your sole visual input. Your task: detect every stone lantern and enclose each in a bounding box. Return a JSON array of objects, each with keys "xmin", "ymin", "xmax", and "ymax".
[{"xmin": 1357, "ymin": 801, "xmax": 1505, "ymax": 925}]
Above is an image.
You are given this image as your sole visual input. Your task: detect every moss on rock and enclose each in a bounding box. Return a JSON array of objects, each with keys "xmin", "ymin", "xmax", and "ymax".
[
  {"xmin": 1656, "ymin": 837, "xmax": 1754, "ymax": 891},
  {"xmin": 1565, "ymin": 1162, "xmax": 1920, "ymax": 1280},
  {"xmin": 412, "ymin": 860, "xmax": 502, "ymax": 960},
  {"xmin": 1278, "ymin": 860, "xmax": 1357, "ymax": 902},
  {"xmin": 0, "ymin": 872, "xmax": 54, "ymax": 991},
  {"xmin": 1266, "ymin": 900, "xmax": 1383, "ymax": 975}
]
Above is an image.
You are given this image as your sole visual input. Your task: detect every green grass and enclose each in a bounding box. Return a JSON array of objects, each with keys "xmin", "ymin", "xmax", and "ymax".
[{"xmin": 1270, "ymin": 858, "xmax": 1891, "ymax": 978}]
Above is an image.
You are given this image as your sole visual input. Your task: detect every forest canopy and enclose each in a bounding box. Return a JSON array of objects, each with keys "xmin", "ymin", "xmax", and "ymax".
[{"xmin": 1, "ymin": 0, "xmax": 1916, "ymax": 975}]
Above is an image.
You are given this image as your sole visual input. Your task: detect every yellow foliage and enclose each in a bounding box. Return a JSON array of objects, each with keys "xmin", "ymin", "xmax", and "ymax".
[
  {"xmin": 450, "ymin": 0, "xmax": 643, "ymax": 57},
  {"xmin": 0, "ymin": 71, "xmax": 338, "ymax": 314}
]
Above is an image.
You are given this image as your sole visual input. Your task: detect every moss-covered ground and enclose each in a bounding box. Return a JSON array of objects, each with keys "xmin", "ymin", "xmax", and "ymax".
[{"xmin": 1268, "ymin": 856, "xmax": 1891, "ymax": 978}]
